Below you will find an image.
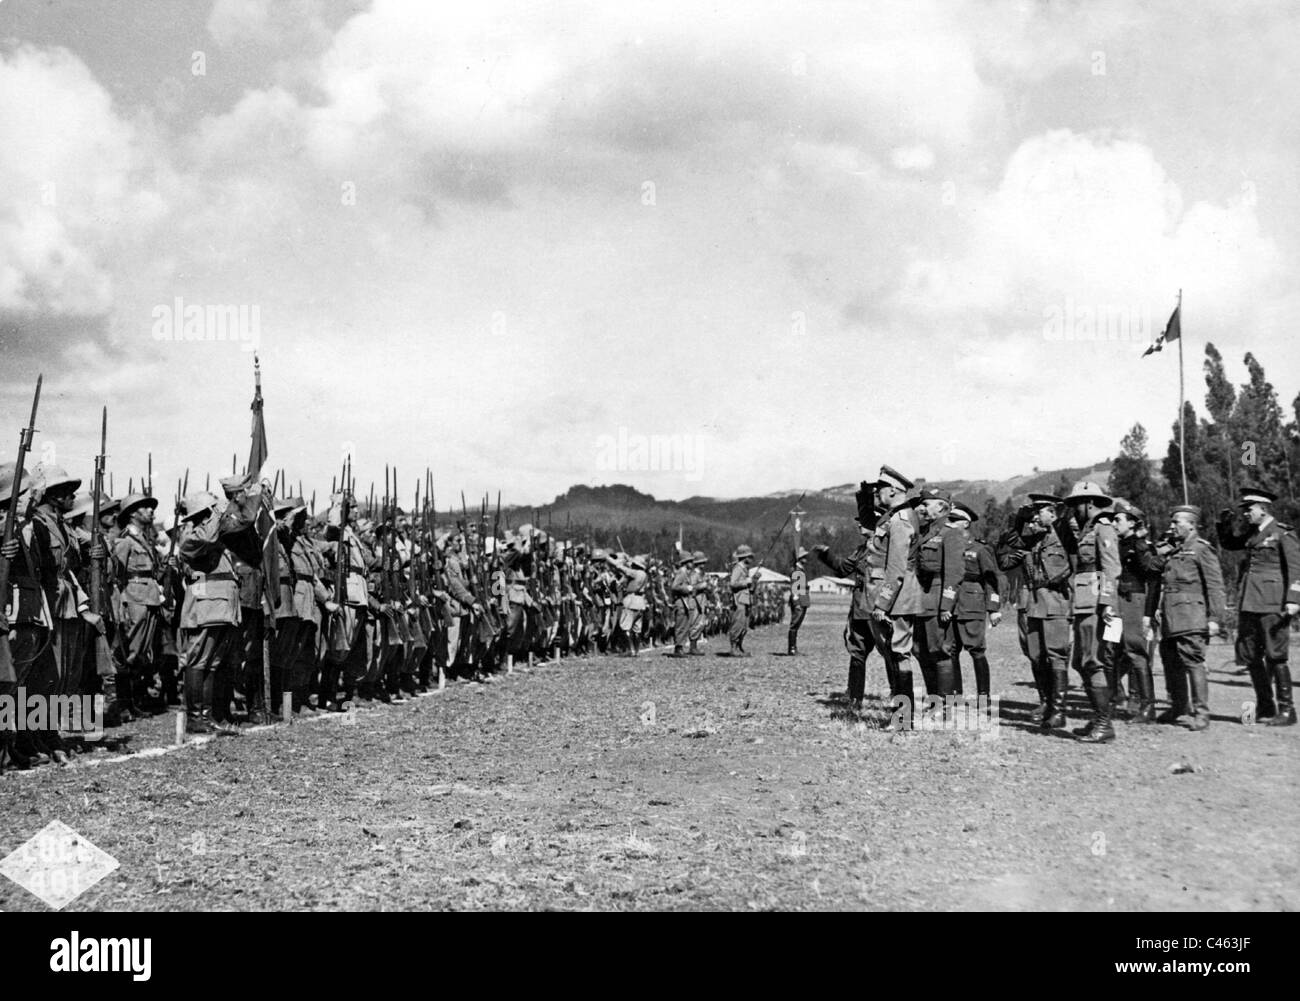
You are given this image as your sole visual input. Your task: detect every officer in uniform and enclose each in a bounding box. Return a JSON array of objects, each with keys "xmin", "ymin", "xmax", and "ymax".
[
  {"xmin": 177, "ymin": 491, "xmax": 242, "ymax": 735},
  {"xmin": 947, "ymin": 501, "xmax": 1000, "ymax": 702},
  {"xmin": 1111, "ymin": 498, "xmax": 1160, "ymax": 722},
  {"xmin": 1148, "ymin": 504, "xmax": 1226, "ymax": 730},
  {"xmin": 113, "ymin": 493, "xmax": 164, "ymax": 719},
  {"xmin": 912, "ymin": 487, "xmax": 963, "ymax": 704},
  {"xmin": 727, "ymin": 544, "xmax": 756, "ymax": 656},
  {"xmin": 1016, "ymin": 494, "xmax": 1073, "ymax": 730},
  {"xmin": 606, "ymin": 552, "xmax": 649, "ymax": 656},
  {"xmin": 787, "ymin": 547, "xmax": 810, "ymax": 655},
  {"xmin": 688, "ymin": 551, "xmax": 708, "ymax": 655},
  {"xmin": 1217, "ymin": 486, "xmax": 1299, "ymax": 725},
  {"xmin": 871, "ymin": 465, "xmax": 920, "ymax": 726},
  {"xmin": 669, "ymin": 550, "xmax": 695, "ymax": 657},
  {"xmin": 1062, "ymin": 481, "xmax": 1121, "ymax": 742},
  {"xmin": 996, "ymin": 505, "xmax": 1040, "ymax": 715},
  {"xmin": 814, "ymin": 483, "xmax": 884, "ymax": 713}
]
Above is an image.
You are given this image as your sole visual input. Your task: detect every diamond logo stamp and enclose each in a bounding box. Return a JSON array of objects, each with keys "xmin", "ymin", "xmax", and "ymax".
[{"xmin": 0, "ymin": 820, "xmax": 119, "ymax": 910}]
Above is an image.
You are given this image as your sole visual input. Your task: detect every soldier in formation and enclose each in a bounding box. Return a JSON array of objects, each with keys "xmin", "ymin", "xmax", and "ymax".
[{"xmin": 0, "ymin": 448, "xmax": 791, "ymax": 769}]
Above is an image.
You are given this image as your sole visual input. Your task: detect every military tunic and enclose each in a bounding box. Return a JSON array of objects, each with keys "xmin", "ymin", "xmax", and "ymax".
[{"xmin": 1148, "ymin": 533, "xmax": 1226, "ymax": 722}]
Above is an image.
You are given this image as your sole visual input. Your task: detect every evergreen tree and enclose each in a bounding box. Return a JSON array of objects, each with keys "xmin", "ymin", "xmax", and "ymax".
[{"xmin": 1109, "ymin": 423, "xmax": 1157, "ymax": 511}]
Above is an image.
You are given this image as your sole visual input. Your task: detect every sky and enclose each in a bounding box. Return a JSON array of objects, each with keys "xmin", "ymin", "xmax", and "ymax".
[{"xmin": 1, "ymin": 0, "xmax": 1297, "ymax": 508}]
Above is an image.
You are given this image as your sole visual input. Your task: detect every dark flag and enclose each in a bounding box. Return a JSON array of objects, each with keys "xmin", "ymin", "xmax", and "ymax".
[
  {"xmin": 245, "ymin": 355, "xmax": 279, "ymax": 611},
  {"xmin": 1142, "ymin": 303, "xmax": 1181, "ymax": 357}
]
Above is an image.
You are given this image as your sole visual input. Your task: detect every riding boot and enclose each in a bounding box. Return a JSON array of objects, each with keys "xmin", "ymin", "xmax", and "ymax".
[
  {"xmin": 1028, "ymin": 659, "xmax": 1048, "ymax": 722},
  {"xmin": 971, "ymin": 653, "xmax": 989, "ymax": 701},
  {"xmin": 1072, "ymin": 677, "xmax": 1101, "ymax": 736},
  {"xmin": 787, "ymin": 630, "xmax": 797, "ymax": 655},
  {"xmin": 888, "ymin": 669, "xmax": 915, "ymax": 730},
  {"xmin": 100, "ymin": 676, "xmax": 124, "ymax": 728},
  {"xmin": 1265, "ymin": 662, "xmax": 1296, "ymax": 726},
  {"xmin": 1078, "ymin": 681, "xmax": 1116, "ymax": 743},
  {"xmin": 1247, "ymin": 662, "xmax": 1277, "ymax": 720},
  {"xmin": 1044, "ymin": 668, "xmax": 1068, "ymax": 728}
]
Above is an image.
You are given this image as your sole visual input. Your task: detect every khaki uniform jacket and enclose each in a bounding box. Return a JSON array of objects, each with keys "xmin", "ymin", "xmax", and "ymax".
[
  {"xmin": 114, "ymin": 527, "xmax": 163, "ymax": 608},
  {"xmin": 955, "ymin": 533, "xmax": 1001, "ymax": 620},
  {"xmin": 875, "ymin": 502, "xmax": 923, "ymax": 615},
  {"xmin": 729, "ymin": 562, "xmax": 752, "ymax": 607},
  {"xmin": 617, "ymin": 562, "xmax": 649, "ymax": 611},
  {"xmin": 179, "ymin": 511, "xmax": 242, "ymax": 629},
  {"xmin": 1149, "ymin": 534, "xmax": 1226, "ymax": 636},
  {"xmin": 1070, "ymin": 514, "xmax": 1120, "ymax": 613},
  {"xmin": 1223, "ymin": 518, "xmax": 1300, "ymax": 614},
  {"xmin": 916, "ymin": 521, "xmax": 964, "ymax": 617},
  {"xmin": 1026, "ymin": 527, "xmax": 1072, "ymax": 620}
]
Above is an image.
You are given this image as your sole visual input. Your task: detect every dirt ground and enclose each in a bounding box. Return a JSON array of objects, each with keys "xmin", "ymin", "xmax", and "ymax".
[{"xmin": 2, "ymin": 598, "xmax": 1297, "ymax": 911}]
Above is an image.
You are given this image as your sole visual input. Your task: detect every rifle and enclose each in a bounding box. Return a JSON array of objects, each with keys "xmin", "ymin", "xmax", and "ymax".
[
  {"xmin": 164, "ymin": 470, "xmax": 188, "ymax": 609},
  {"xmin": 334, "ymin": 456, "xmax": 351, "ymax": 608},
  {"xmin": 0, "ymin": 375, "xmax": 42, "ymax": 681},
  {"xmin": 146, "ymin": 452, "xmax": 153, "ymax": 497},
  {"xmin": 88, "ymin": 407, "xmax": 114, "ymax": 677}
]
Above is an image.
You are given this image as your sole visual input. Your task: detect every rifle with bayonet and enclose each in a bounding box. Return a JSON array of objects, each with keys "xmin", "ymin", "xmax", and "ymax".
[
  {"xmin": 0, "ymin": 375, "xmax": 42, "ymax": 686},
  {"xmin": 87, "ymin": 407, "xmax": 116, "ymax": 684}
]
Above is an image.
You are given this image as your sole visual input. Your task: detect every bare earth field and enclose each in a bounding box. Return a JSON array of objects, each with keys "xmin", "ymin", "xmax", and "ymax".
[{"xmin": 2, "ymin": 597, "xmax": 1297, "ymax": 911}]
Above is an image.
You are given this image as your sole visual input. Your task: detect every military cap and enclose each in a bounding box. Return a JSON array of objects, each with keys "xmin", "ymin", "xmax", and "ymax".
[
  {"xmin": 182, "ymin": 491, "xmax": 218, "ymax": 522},
  {"xmin": 1065, "ymin": 481, "xmax": 1112, "ymax": 506},
  {"xmin": 948, "ymin": 501, "xmax": 978, "ymax": 523},
  {"xmin": 592, "ymin": 547, "xmax": 607, "ymax": 560},
  {"xmin": 1172, "ymin": 504, "xmax": 1202, "ymax": 521},
  {"xmin": 1027, "ymin": 493, "xmax": 1062, "ymax": 508},
  {"xmin": 117, "ymin": 493, "xmax": 159, "ymax": 528},
  {"xmin": 677, "ymin": 550, "xmax": 694, "ymax": 566},
  {"xmin": 692, "ymin": 550, "xmax": 707, "ymax": 565},
  {"xmin": 629, "ymin": 555, "xmax": 648, "ymax": 570},
  {"xmin": 434, "ymin": 531, "xmax": 452, "ymax": 550},
  {"xmin": 735, "ymin": 544, "xmax": 754, "ymax": 560},
  {"xmin": 219, "ymin": 475, "xmax": 246, "ymax": 495},
  {"xmin": 1238, "ymin": 486, "xmax": 1278, "ymax": 507},
  {"xmin": 793, "ymin": 546, "xmax": 810, "ymax": 562},
  {"xmin": 873, "ymin": 465, "xmax": 913, "ymax": 491},
  {"xmin": 909, "ymin": 486, "xmax": 951, "ymax": 507},
  {"xmin": 1111, "ymin": 498, "xmax": 1145, "ymax": 522}
]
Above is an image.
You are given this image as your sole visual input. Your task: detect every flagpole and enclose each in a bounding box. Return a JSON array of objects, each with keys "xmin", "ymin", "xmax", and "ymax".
[{"xmin": 1177, "ymin": 288, "xmax": 1188, "ymax": 506}]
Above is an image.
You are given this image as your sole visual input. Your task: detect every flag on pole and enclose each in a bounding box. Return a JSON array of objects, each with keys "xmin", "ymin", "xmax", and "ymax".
[
  {"xmin": 244, "ymin": 354, "xmax": 279, "ymax": 611},
  {"xmin": 248, "ymin": 354, "xmax": 269, "ymax": 481},
  {"xmin": 1142, "ymin": 303, "xmax": 1181, "ymax": 357}
]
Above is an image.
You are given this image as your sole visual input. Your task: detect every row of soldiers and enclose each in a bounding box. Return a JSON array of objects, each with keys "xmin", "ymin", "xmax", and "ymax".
[
  {"xmin": 0, "ymin": 460, "xmax": 787, "ymax": 770},
  {"xmin": 813, "ymin": 465, "xmax": 1298, "ymax": 741}
]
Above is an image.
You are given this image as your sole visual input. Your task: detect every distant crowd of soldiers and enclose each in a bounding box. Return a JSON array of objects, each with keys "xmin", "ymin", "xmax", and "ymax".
[
  {"xmin": 813, "ymin": 465, "xmax": 1298, "ymax": 742},
  {"xmin": 0, "ymin": 459, "xmax": 789, "ymax": 771}
]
